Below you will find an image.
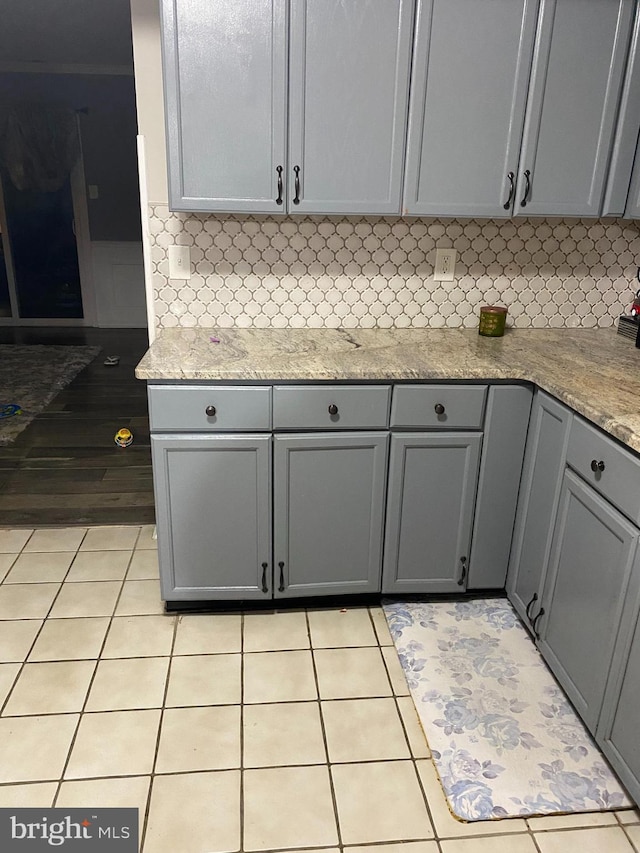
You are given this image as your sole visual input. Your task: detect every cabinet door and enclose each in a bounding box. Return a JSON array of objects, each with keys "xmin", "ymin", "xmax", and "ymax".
[
  {"xmin": 152, "ymin": 434, "xmax": 272, "ymax": 601},
  {"xmin": 506, "ymin": 390, "xmax": 571, "ymax": 629},
  {"xmin": 515, "ymin": 0, "xmax": 634, "ymax": 217},
  {"xmin": 537, "ymin": 469, "xmax": 638, "ymax": 732},
  {"xmin": 403, "ymin": 0, "xmax": 538, "ymax": 217},
  {"xmin": 274, "ymin": 432, "xmax": 388, "ymax": 597},
  {"xmin": 625, "ymin": 149, "xmax": 640, "ymax": 217},
  {"xmin": 160, "ymin": 0, "xmax": 287, "ymax": 213},
  {"xmin": 383, "ymin": 433, "xmax": 481, "ymax": 594},
  {"xmin": 287, "ymin": 0, "xmax": 414, "ymax": 214},
  {"xmin": 597, "ymin": 547, "xmax": 640, "ymax": 803}
]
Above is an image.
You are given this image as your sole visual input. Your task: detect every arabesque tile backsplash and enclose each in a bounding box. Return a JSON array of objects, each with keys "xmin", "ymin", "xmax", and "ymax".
[{"xmin": 149, "ymin": 204, "xmax": 640, "ymax": 331}]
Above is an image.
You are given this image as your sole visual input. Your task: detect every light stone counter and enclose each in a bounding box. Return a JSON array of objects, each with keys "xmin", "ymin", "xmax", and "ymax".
[{"xmin": 136, "ymin": 327, "xmax": 640, "ymax": 454}]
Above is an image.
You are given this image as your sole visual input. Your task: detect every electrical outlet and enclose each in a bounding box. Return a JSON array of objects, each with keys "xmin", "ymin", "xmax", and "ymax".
[
  {"xmin": 88, "ymin": 184, "xmax": 99, "ymax": 200},
  {"xmin": 434, "ymin": 248, "xmax": 457, "ymax": 281},
  {"xmin": 168, "ymin": 245, "xmax": 191, "ymax": 280}
]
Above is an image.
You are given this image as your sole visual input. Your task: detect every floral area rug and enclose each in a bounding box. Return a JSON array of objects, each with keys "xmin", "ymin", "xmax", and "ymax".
[
  {"xmin": 0, "ymin": 345, "xmax": 99, "ymax": 445},
  {"xmin": 383, "ymin": 597, "xmax": 633, "ymax": 821}
]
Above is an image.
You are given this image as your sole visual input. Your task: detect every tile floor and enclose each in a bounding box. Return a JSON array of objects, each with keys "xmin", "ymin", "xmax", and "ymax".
[{"xmin": 0, "ymin": 524, "xmax": 639, "ymax": 853}]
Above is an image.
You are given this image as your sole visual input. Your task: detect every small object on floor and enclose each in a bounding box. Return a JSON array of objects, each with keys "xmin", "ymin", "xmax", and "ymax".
[
  {"xmin": 104, "ymin": 355, "xmax": 120, "ymax": 366},
  {"xmin": 209, "ymin": 337, "xmax": 221, "ymax": 343},
  {"xmin": 114, "ymin": 427, "xmax": 133, "ymax": 448},
  {"xmin": 0, "ymin": 404, "xmax": 22, "ymax": 419}
]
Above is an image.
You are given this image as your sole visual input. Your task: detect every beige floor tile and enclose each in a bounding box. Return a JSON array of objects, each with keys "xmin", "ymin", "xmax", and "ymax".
[
  {"xmin": 24, "ymin": 528, "xmax": 86, "ymax": 553},
  {"xmin": 3, "ymin": 660, "xmax": 95, "ymax": 715},
  {"xmin": 308, "ymin": 607, "xmax": 377, "ymax": 648},
  {"xmin": 65, "ymin": 709, "xmax": 160, "ymax": 778},
  {"xmin": 382, "ymin": 645, "xmax": 411, "ymax": 696},
  {"xmin": 135, "ymin": 525, "xmax": 157, "ymax": 550},
  {"xmin": 528, "ymin": 812, "xmax": 618, "ymax": 831},
  {"xmin": 57, "ymin": 776, "xmax": 150, "ymax": 814},
  {"xmin": 4, "ymin": 551, "xmax": 74, "ymax": 584},
  {"xmin": 165, "ymin": 653, "xmax": 241, "ymax": 707},
  {"xmin": 102, "ymin": 615, "xmax": 175, "ymax": 658},
  {"xmin": 66, "ymin": 550, "xmax": 131, "ymax": 582},
  {"xmin": 244, "ymin": 650, "xmax": 317, "ymax": 703},
  {"xmin": 619, "ymin": 810, "xmax": 640, "ymax": 825},
  {"xmin": 244, "ymin": 765, "xmax": 338, "ymax": 851},
  {"xmin": 28, "ymin": 617, "xmax": 109, "ymax": 662},
  {"xmin": 0, "ymin": 782, "xmax": 57, "ymax": 807},
  {"xmin": 144, "ymin": 770, "xmax": 240, "ymax": 853},
  {"xmin": 49, "ymin": 581, "xmax": 121, "ymax": 618},
  {"xmin": 416, "ymin": 760, "xmax": 529, "ymax": 837},
  {"xmin": 244, "ymin": 702, "xmax": 326, "ymax": 767},
  {"xmin": 0, "ymin": 583, "xmax": 60, "ymax": 620},
  {"xmin": 0, "ymin": 714, "xmax": 79, "ymax": 782},
  {"xmin": 0, "ymin": 620, "xmax": 42, "ymax": 662},
  {"xmin": 369, "ymin": 605, "xmax": 394, "ymax": 645},
  {"xmin": 0, "ymin": 529, "xmax": 33, "ymax": 553},
  {"xmin": 127, "ymin": 550, "xmax": 159, "ymax": 580},
  {"xmin": 244, "ymin": 609, "xmax": 310, "ymax": 651},
  {"xmin": 173, "ymin": 613, "xmax": 241, "ymax": 655},
  {"xmin": 440, "ymin": 837, "xmax": 539, "ymax": 853},
  {"xmin": 626, "ymin": 825, "xmax": 640, "ymax": 848},
  {"xmin": 534, "ymin": 826, "xmax": 636, "ymax": 852},
  {"xmin": 322, "ymin": 697, "xmax": 410, "ymax": 762},
  {"xmin": 314, "ymin": 647, "xmax": 392, "ymax": 699},
  {"xmin": 86, "ymin": 657, "xmax": 169, "ymax": 711},
  {"xmin": 347, "ymin": 845, "xmax": 439, "ymax": 853},
  {"xmin": 0, "ymin": 553, "xmax": 17, "ymax": 582},
  {"xmin": 0, "ymin": 663, "xmax": 20, "ymax": 706},
  {"xmin": 81, "ymin": 526, "xmax": 140, "ymax": 551},
  {"xmin": 155, "ymin": 705, "xmax": 241, "ymax": 773},
  {"xmin": 397, "ymin": 695, "xmax": 430, "ymax": 758},
  {"xmin": 332, "ymin": 760, "xmax": 434, "ymax": 844},
  {"xmin": 115, "ymin": 580, "xmax": 164, "ymax": 616}
]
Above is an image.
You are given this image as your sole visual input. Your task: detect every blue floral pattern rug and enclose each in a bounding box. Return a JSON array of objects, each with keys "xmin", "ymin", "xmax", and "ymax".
[{"xmin": 383, "ymin": 597, "xmax": 633, "ymax": 821}]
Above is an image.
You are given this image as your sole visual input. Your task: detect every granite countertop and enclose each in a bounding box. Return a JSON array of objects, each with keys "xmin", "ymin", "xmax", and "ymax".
[{"xmin": 136, "ymin": 327, "xmax": 640, "ymax": 453}]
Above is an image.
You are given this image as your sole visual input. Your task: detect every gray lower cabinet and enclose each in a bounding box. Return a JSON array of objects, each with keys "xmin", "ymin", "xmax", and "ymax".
[
  {"xmin": 506, "ymin": 390, "xmax": 571, "ymax": 630},
  {"xmin": 151, "ymin": 434, "xmax": 272, "ymax": 601},
  {"xmin": 382, "ymin": 433, "xmax": 482, "ymax": 593},
  {"xmin": 536, "ymin": 469, "xmax": 639, "ymax": 732},
  {"xmin": 274, "ymin": 432, "xmax": 388, "ymax": 597}
]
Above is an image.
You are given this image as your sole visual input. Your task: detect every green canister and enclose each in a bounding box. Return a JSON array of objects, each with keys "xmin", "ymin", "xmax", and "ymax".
[{"xmin": 479, "ymin": 305, "xmax": 507, "ymax": 337}]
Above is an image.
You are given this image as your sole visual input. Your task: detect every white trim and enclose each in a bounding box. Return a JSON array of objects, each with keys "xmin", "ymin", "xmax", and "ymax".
[
  {"xmin": 0, "ymin": 61, "xmax": 134, "ymax": 76},
  {"xmin": 137, "ymin": 135, "xmax": 156, "ymax": 344},
  {"xmin": 91, "ymin": 240, "xmax": 146, "ymax": 328},
  {"xmin": 71, "ymin": 120, "xmax": 97, "ymax": 326}
]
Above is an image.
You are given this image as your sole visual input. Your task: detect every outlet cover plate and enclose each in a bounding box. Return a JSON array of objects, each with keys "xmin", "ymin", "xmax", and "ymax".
[
  {"xmin": 169, "ymin": 245, "xmax": 191, "ymax": 280},
  {"xmin": 434, "ymin": 248, "xmax": 457, "ymax": 281}
]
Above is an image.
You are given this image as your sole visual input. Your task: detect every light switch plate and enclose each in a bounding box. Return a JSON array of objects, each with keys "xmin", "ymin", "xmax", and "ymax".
[
  {"xmin": 169, "ymin": 245, "xmax": 191, "ymax": 280},
  {"xmin": 88, "ymin": 184, "xmax": 99, "ymax": 200},
  {"xmin": 434, "ymin": 248, "xmax": 457, "ymax": 281}
]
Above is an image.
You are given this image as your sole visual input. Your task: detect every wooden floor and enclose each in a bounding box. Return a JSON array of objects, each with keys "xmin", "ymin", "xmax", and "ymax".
[{"xmin": 0, "ymin": 327, "xmax": 154, "ymax": 527}]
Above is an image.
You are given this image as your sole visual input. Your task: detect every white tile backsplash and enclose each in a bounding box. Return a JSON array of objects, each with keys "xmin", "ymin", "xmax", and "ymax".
[{"xmin": 149, "ymin": 206, "xmax": 640, "ymax": 331}]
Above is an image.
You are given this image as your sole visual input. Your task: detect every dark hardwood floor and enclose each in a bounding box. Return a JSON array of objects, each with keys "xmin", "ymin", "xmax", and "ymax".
[{"xmin": 0, "ymin": 327, "xmax": 154, "ymax": 527}]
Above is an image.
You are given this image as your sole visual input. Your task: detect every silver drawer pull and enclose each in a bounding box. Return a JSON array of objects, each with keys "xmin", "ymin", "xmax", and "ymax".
[
  {"xmin": 590, "ymin": 459, "xmax": 605, "ymax": 473},
  {"xmin": 205, "ymin": 405, "xmax": 216, "ymax": 417}
]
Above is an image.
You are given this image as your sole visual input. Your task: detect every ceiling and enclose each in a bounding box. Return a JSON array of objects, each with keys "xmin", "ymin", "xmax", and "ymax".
[{"xmin": 0, "ymin": 0, "xmax": 134, "ymax": 67}]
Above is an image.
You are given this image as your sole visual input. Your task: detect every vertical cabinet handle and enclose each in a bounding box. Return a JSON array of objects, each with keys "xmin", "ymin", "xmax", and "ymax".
[
  {"xmin": 276, "ymin": 165, "xmax": 283, "ymax": 205},
  {"xmin": 261, "ymin": 562, "xmax": 268, "ymax": 594},
  {"xmin": 525, "ymin": 592, "xmax": 538, "ymax": 621},
  {"xmin": 532, "ymin": 607, "xmax": 545, "ymax": 640},
  {"xmin": 457, "ymin": 556, "xmax": 467, "ymax": 587},
  {"xmin": 520, "ymin": 169, "xmax": 531, "ymax": 207},
  {"xmin": 503, "ymin": 171, "xmax": 515, "ymax": 210},
  {"xmin": 278, "ymin": 561, "xmax": 285, "ymax": 592},
  {"xmin": 293, "ymin": 165, "xmax": 301, "ymax": 205}
]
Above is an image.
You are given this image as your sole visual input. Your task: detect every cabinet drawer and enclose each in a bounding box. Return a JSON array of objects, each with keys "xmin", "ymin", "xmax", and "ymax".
[
  {"xmin": 567, "ymin": 417, "xmax": 640, "ymax": 525},
  {"xmin": 272, "ymin": 386, "xmax": 391, "ymax": 429},
  {"xmin": 390, "ymin": 385, "xmax": 487, "ymax": 429},
  {"xmin": 148, "ymin": 385, "xmax": 271, "ymax": 431}
]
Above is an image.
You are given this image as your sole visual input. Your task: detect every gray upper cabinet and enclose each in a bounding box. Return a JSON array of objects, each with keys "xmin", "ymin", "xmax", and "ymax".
[
  {"xmin": 383, "ymin": 432, "xmax": 482, "ymax": 593},
  {"xmin": 626, "ymin": 147, "xmax": 640, "ymax": 217},
  {"xmin": 151, "ymin": 434, "xmax": 272, "ymax": 601},
  {"xmin": 274, "ymin": 432, "xmax": 388, "ymax": 597},
  {"xmin": 506, "ymin": 390, "xmax": 571, "ymax": 631},
  {"xmin": 403, "ymin": 0, "xmax": 539, "ymax": 217},
  {"xmin": 537, "ymin": 469, "xmax": 639, "ymax": 732},
  {"xmin": 160, "ymin": 0, "xmax": 287, "ymax": 213},
  {"xmin": 288, "ymin": 0, "xmax": 414, "ymax": 214},
  {"xmin": 515, "ymin": 0, "xmax": 634, "ymax": 217}
]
